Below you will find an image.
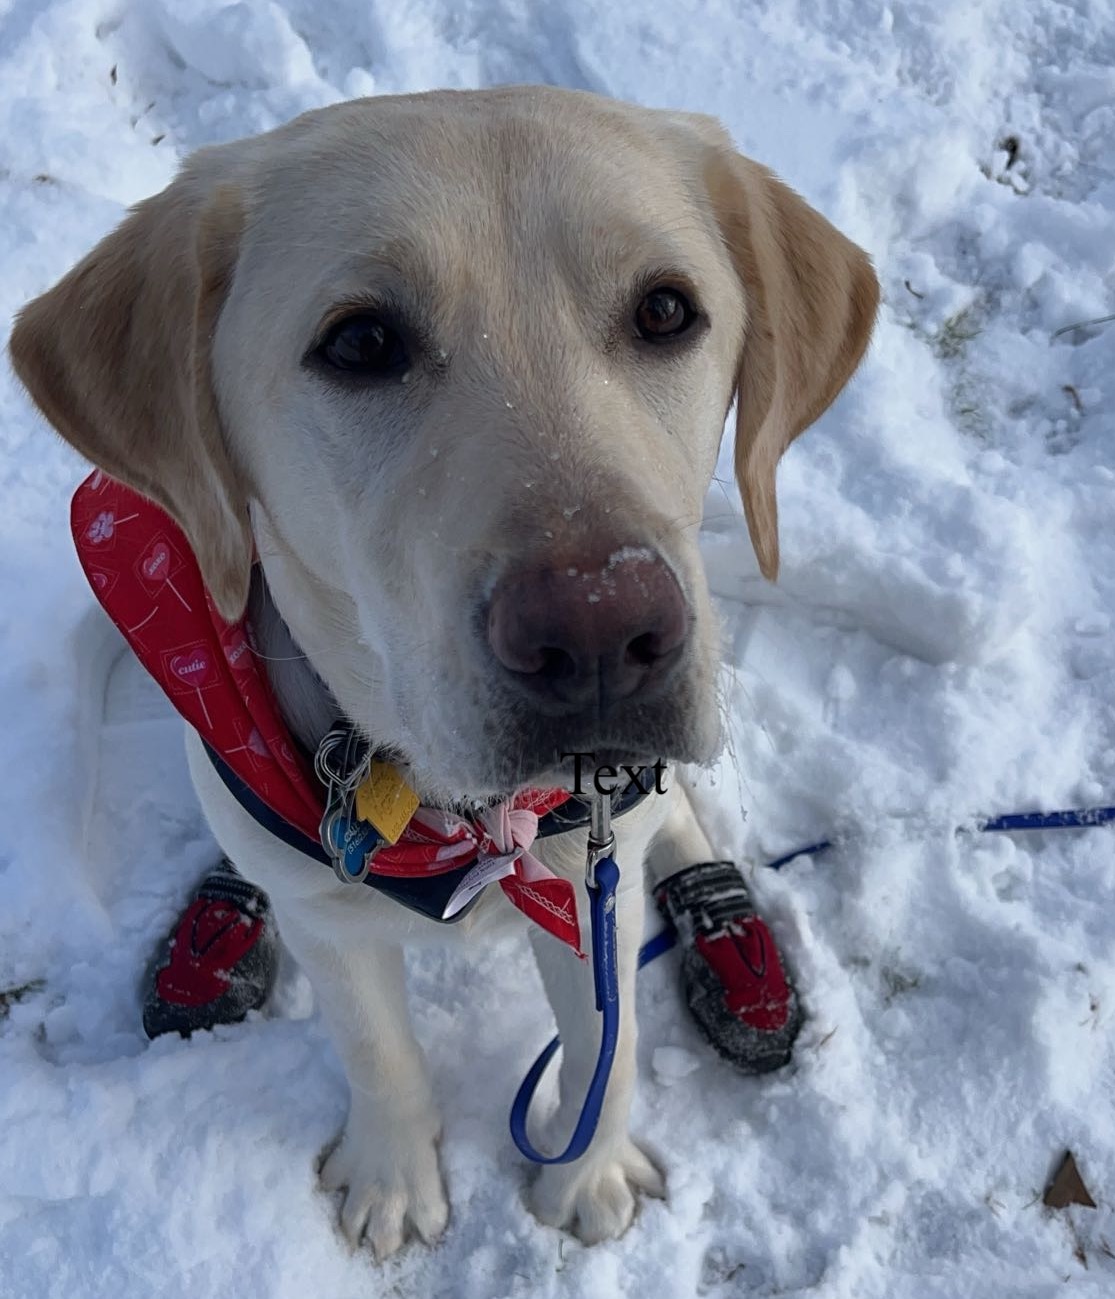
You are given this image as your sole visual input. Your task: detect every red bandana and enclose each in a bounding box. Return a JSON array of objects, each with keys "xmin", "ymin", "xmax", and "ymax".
[{"xmin": 71, "ymin": 471, "xmax": 582, "ymax": 953}]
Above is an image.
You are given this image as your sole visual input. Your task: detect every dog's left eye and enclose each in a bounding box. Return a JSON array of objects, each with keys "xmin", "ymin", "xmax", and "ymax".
[
  {"xmin": 315, "ymin": 314, "xmax": 409, "ymax": 376},
  {"xmin": 634, "ymin": 287, "xmax": 697, "ymax": 342}
]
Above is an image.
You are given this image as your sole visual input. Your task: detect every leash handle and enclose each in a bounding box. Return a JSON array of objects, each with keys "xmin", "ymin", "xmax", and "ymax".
[{"xmin": 509, "ymin": 851, "xmax": 621, "ymax": 1164}]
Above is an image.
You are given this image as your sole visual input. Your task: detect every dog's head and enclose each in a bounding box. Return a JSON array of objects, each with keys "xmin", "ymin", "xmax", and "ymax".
[{"xmin": 10, "ymin": 87, "xmax": 877, "ymax": 802}]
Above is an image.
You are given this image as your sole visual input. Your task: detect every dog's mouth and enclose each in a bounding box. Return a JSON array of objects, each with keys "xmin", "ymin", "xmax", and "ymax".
[
  {"xmin": 356, "ymin": 603, "xmax": 719, "ymax": 807},
  {"xmin": 382, "ymin": 704, "xmax": 710, "ymax": 809},
  {"xmin": 413, "ymin": 746, "xmax": 675, "ymax": 814},
  {"xmin": 440, "ymin": 683, "xmax": 717, "ymax": 805},
  {"xmin": 532, "ymin": 745, "xmax": 671, "ymax": 793},
  {"xmin": 350, "ymin": 683, "xmax": 707, "ymax": 807}
]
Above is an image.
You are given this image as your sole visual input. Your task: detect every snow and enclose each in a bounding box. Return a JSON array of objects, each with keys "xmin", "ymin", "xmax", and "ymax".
[{"xmin": 3, "ymin": 0, "xmax": 1115, "ymax": 1295}]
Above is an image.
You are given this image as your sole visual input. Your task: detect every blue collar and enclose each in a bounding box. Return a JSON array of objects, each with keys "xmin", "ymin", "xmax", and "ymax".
[{"xmin": 201, "ymin": 739, "xmax": 650, "ymax": 924}]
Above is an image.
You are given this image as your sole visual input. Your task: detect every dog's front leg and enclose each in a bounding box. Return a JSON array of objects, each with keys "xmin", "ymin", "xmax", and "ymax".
[
  {"xmin": 526, "ymin": 873, "xmax": 664, "ymax": 1241},
  {"xmin": 274, "ymin": 905, "xmax": 449, "ymax": 1258}
]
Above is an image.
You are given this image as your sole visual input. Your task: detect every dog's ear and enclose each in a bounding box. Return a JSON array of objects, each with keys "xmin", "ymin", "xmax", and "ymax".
[
  {"xmin": 705, "ymin": 148, "xmax": 879, "ymax": 581},
  {"xmin": 9, "ymin": 172, "xmax": 252, "ymax": 620}
]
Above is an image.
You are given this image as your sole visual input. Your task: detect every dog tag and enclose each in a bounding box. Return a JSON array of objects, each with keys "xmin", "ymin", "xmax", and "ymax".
[
  {"xmin": 354, "ymin": 762, "xmax": 420, "ymax": 844},
  {"xmin": 323, "ymin": 806, "xmax": 383, "ymax": 883}
]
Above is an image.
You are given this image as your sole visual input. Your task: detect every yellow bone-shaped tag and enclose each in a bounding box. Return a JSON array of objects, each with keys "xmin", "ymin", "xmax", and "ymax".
[{"xmin": 354, "ymin": 762, "xmax": 420, "ymax": 845}]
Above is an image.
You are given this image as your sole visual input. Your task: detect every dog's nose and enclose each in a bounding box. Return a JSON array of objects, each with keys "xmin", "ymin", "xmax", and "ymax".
[{"xmin": 487, "ymin": 548, "xmax": 688, "ymax": 709}]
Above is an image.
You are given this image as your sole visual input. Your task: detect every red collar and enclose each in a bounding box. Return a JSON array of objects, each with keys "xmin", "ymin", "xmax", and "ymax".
[{"xmin": 70, "ymin": 471, "xmax": 582, "ymax": 952}]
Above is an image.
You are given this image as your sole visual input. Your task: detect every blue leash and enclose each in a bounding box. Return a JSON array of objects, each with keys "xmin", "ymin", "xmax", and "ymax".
[
  {"xmin": 510, "ymin": 793, "xmax": 627, "ymax": 1164},
  {"xmin": 509, "ymin": 797, "xmax": 1115, "ymax": 1164},
  {"xmin": 764, "ymin": 802, "xmax": 1115, "ymax": 872},
  {"xmin": 508, "ymin": 849, "xmax": 681, "ymax": 1165},
  {"xmin": 509, "ymin": 852, "xmax": 621, "ymax": 1164}
]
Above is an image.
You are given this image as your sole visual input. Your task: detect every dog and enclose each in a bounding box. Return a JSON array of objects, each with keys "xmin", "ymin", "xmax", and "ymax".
[{"xmin": 9, "ymin": 85, "xmax": 878, "ymax": 1256}]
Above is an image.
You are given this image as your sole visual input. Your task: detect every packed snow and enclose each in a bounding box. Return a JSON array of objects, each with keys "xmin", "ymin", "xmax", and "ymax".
[{"xmin": 3, "ymin": 0, "xmax": 1115, "ymax": 1295}]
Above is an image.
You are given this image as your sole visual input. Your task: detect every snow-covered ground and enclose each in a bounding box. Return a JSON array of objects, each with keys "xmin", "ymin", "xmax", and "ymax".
[{"xmin": 3, "ymin": 0, "xmax": 1115, "ymax": 1295}]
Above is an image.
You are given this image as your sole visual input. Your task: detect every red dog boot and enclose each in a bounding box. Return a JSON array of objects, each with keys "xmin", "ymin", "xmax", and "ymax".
[
  {"xmin": 655, "ymin": 861, "xmax": 803, "ymax": 1073},
  {"xmin": 142, "ymin": 860, "xmax": 278, "ymax": 1039}
]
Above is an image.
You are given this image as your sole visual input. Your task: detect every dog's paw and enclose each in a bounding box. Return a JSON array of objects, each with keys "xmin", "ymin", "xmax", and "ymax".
[
  {"xmin": 318, "ymin": 1102, "xmax": 449, "ymax": 1259},
  {"xmin": 529, "ymin": 1137, "xmax": 665, "ymax": 1243}
]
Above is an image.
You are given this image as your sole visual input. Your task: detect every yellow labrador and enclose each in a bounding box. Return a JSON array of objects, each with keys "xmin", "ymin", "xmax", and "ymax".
[{"xmin": 9, "ymin": 86, "xmax": 877, "ymax": 1256}]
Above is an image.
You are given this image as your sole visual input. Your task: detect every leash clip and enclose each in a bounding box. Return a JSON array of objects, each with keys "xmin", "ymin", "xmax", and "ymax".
[{"xmin": 585, "ymin": 790, "xmax": 615, "ymax": 890}]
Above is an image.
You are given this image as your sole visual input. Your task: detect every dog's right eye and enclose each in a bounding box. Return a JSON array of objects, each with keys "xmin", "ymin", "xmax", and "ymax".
[{"xmin": 315, "ymin": 314, "xmax": 409, "ymax": 377}]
